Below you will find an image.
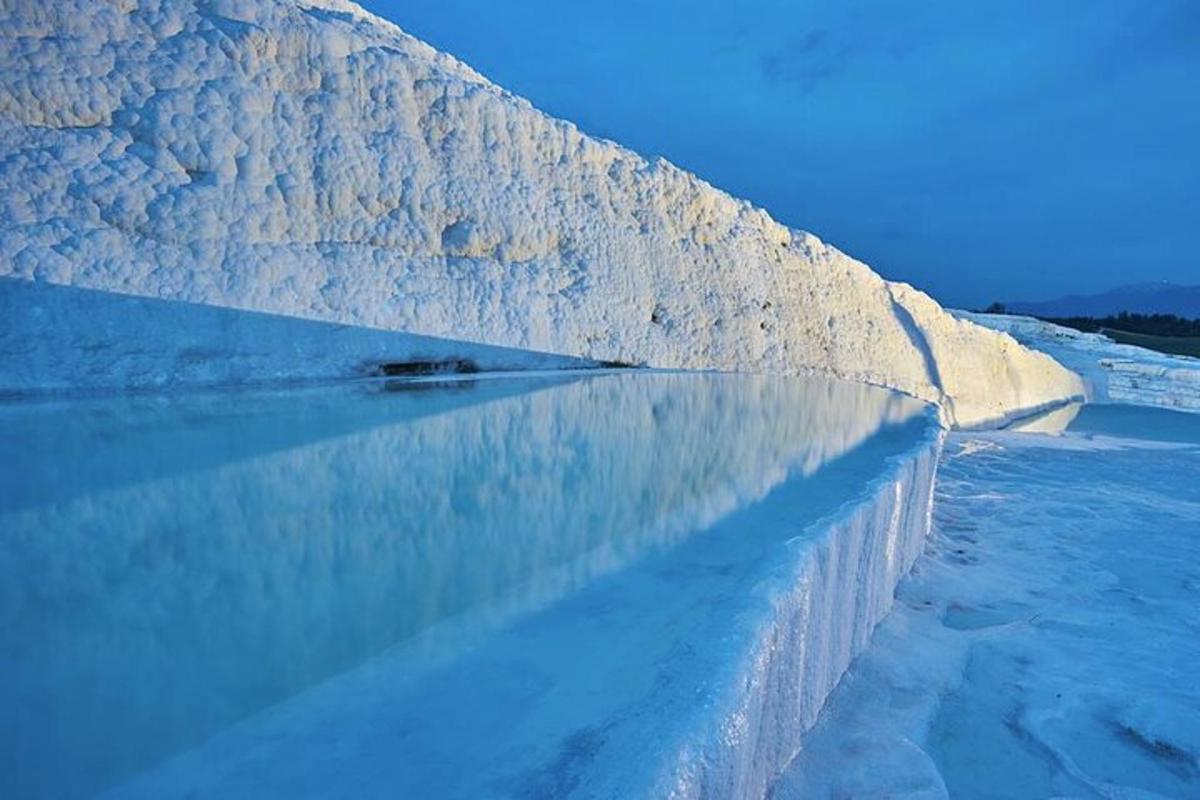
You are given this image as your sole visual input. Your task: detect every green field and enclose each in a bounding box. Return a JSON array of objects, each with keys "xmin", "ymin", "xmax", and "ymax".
[{"xmin": 1102, "ymin": 328, "xmax": 1200, "ymax": 359}]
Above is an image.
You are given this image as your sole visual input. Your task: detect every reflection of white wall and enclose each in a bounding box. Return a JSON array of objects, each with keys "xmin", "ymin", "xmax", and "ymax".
[
  {"xmin": 0, "ymin": 372, "xmax": 929, "ymax": 798},
  {"xmin": 0, "ymin": 1, "xmax": 1080, "ymax": 425},
  {"xmin": 1004, "ymin": 401, "xmax": 1082, "ymax": 435},
  {"xmin": 99, "ymin": 383, "xmax": 943, "ymax": 800}
]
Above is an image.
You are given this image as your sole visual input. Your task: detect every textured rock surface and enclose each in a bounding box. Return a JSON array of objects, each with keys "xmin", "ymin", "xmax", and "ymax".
[
  {"xmin": 959, "ymin": 312, "xmax": 1200, "ymax": 414},
  {"xmin": 0, "ymin": 0, "xmax": 1082, "ymax": 425}
]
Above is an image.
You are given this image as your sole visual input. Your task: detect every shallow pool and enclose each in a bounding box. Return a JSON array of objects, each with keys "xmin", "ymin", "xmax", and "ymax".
[{"xmin": 0, "ymin": 371, "xmax": 935, "ymax": 799}]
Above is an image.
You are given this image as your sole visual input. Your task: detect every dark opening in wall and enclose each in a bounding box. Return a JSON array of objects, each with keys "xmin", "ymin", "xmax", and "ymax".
[{"xmin": 374, "ymin": 359, "xmax": 480, "ymax": 377}]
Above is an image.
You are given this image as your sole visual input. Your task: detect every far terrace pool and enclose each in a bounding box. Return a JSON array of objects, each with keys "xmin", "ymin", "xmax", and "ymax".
[{"xmin": 0, "ymin": 371, "xmax": 939, "ymax": 799}]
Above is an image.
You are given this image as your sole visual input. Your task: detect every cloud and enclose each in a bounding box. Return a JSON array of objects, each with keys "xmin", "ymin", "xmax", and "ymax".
[{"xmin": 759, "ymin": 30, "xmax": 854, "ymax": 93}]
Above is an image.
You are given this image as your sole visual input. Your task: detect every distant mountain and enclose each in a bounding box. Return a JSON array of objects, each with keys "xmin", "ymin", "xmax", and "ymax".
[{"xmin": 1007, "ymin": 282, "xmax": 1200, "ymax": 319}]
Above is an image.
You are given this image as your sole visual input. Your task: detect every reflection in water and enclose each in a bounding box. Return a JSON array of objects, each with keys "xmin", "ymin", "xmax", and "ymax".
[
  {"xmin": 1067, "ymin": 402, "xmax": 1200, "ymax": 444},
  {"xmin": 0, "ymin": 371, "xmax": 927, "ymax": 799},
  {"xmin": 999, "ymin": 400, "xmax": 1200, "ymax": 444},
  {"xmin": 1004, "ymin": 401, "xmax": 1082, "ymax": 435}
]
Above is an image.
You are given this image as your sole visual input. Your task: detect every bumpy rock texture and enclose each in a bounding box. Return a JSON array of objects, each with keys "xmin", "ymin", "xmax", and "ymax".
[
  {"xmin": 0, "ymin": 0, "xmax": 1082, "ymax": 425},
  {"xmin": 959, "ymin": 312, "xmax": 1200, "ymax": 414}
]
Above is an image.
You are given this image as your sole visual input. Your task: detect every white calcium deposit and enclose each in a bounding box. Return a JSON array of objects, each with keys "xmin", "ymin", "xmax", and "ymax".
[
  {"xmin": 0, "ymin": 0, "xmax": 1082, "ymax": 425},
  {"xmin": 959, "ymin": 312, "xmax": 1200, "ymax": 414}
]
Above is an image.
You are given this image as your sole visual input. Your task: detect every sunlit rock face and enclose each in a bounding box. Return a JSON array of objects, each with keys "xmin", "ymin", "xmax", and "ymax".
[
  {"xmin": 0, "ymin": 0, "xmax": 1080, "ymax": 424},
  {"xmin": 959, "ymin": 312, "xmax": 1200, "ymax": 414}
]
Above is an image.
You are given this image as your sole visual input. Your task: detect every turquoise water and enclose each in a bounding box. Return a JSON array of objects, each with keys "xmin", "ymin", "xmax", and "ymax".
[{"xmin": 0, "ymin": 371, "xmax": 932, "ymax": 799}]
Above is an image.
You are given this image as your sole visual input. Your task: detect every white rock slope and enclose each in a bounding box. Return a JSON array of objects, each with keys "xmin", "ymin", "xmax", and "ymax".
[
  {"xmin": 0, "ymin": 0, "xmax": 1082, "ymax": 425},
  {"xmin": 959, "ymin": 312, "xmax": 1200, "ymax": 414}
]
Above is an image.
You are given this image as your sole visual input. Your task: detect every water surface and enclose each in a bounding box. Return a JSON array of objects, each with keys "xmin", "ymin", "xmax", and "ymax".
[{"xmin": 0, "ymin": 371, "xmax": 931, "ymax": 799}]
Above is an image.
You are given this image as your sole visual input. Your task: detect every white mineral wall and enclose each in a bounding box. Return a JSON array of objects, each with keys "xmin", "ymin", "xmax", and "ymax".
[
  {"xmin": 662, "ymin": 431, "xmax": 943, "ymax": 799},
  {"xmin": 0, "ymin": 0, "xmax": 1083, "ymax": 425},
  {"xmin": 958, "ymin": 312, "xmax": 1200, "ymax": 414}
]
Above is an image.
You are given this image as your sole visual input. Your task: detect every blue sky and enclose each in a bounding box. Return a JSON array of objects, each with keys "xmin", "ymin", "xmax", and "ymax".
[{"xmin": 361, "ymin": 0, "xmax": 1199, "ymax": 307}]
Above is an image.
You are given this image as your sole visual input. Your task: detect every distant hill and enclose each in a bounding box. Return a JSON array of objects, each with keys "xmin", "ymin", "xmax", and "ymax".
[{"xmin": 1006, "ymin": 282, "xmax": 1200, "ymax": 319}]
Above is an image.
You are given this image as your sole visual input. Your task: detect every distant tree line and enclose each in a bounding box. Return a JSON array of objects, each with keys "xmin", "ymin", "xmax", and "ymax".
[
  {"xmin": 1044, "ymin": 312, "xmax": 1200, "ymax": 338},
  {"xmin": 977, "ymin": 303, "xmax": 1200, "ymax": 337}
]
